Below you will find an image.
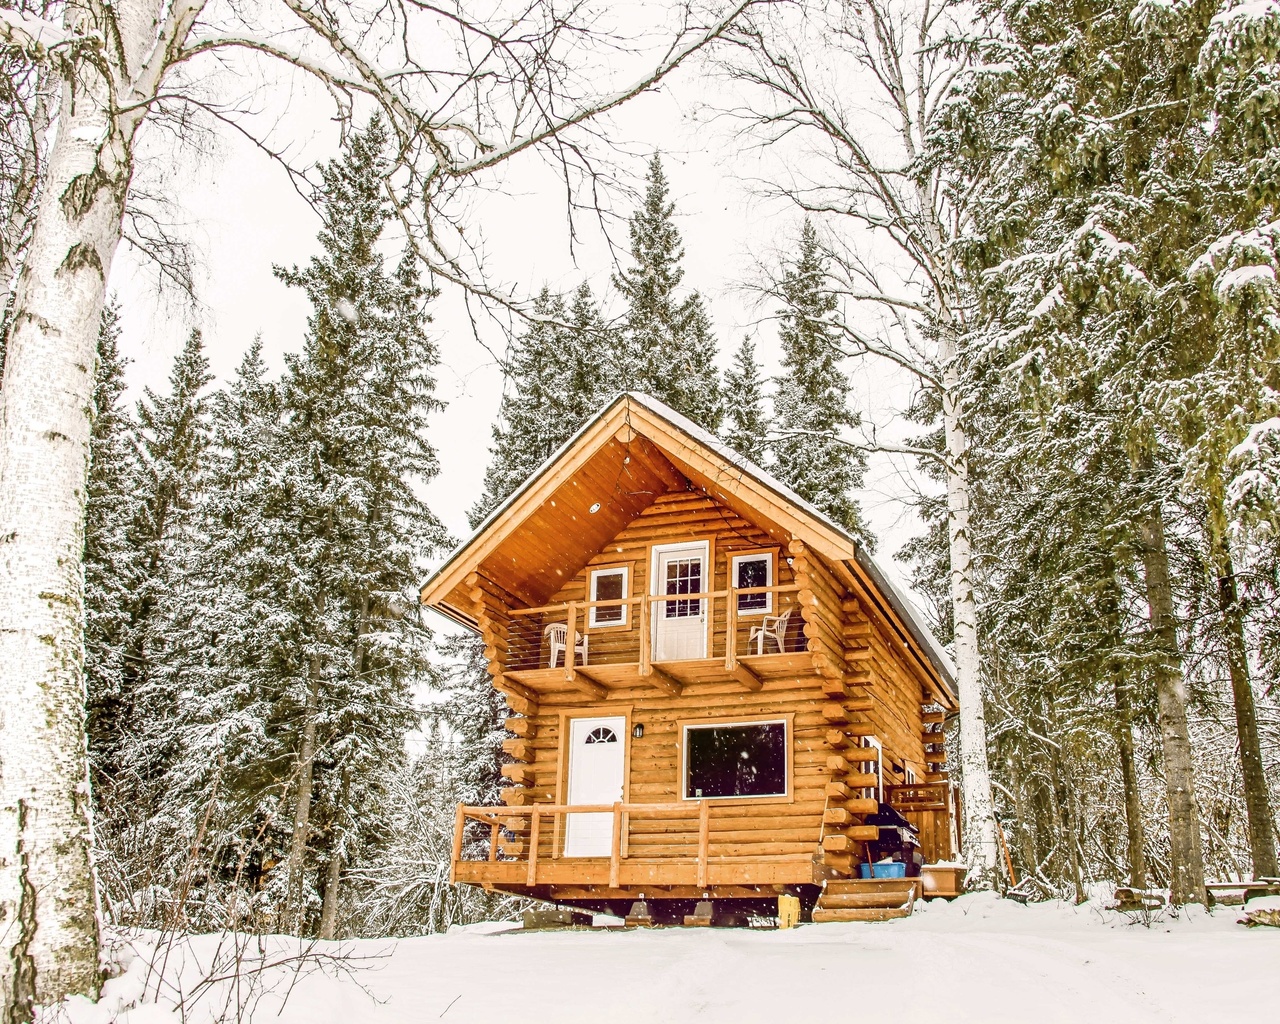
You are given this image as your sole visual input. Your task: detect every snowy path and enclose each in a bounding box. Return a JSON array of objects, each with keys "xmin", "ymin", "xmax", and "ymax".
[{"xmin": 71, "ymin": 894, "xmax": 1279, "ymax": 1023}]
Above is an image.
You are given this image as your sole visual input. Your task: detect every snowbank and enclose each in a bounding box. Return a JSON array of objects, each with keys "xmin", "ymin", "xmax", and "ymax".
[{"xmin": 57, "ymin": 894, "xmax": 1278, "ymax": 1023}]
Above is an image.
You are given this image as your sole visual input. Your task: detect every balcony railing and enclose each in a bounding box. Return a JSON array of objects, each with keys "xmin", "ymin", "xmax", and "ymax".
[
  {"xmin": 452, "ymin": 801, "xmax": 722, "ymax": 889},
  {"xmin": 451, "ymin": 799, "xmax": 822, "ymax": 890},
  {"xmin": 502, "ymin": 584, "xmax": 806, "ymax": 673}
]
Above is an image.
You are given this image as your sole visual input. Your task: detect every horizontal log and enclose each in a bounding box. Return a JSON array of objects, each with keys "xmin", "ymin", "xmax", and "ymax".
[
  {"xmin": 500, "ymin": 764, "xmax": 535, "ymax": 786},
  {"xmin": 824, "ymin": 808, "xmax": 853, "ymax": 826},
  {"xmin": 504, "ymin": 717, "xmax": 535, "ymax": 739},
  {"xmin": 825, "ymin": 782, "xmax": 849, "ymax": 801},
  {"xmin": 846, "ymin": 798, "xmax": 878, "ymax": 815},
  {"xmin": 922, "ymin": 712, "xmax": 946, "ymax": 725},
  {"xmin": 820, "ymin": 699, "xmax": 873, "ymax": 723},
  {"xmin": 502, "ymin": 739, "xmax": 533, "ymax": 762}
]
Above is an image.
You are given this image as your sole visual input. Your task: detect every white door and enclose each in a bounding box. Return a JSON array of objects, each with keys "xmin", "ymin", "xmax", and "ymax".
[
  {"xmin": 652, "ymin": 542, "xmax": 709, "ymax": 661},
  {"xmin": 563, "ymin": 715, "xmax": 627, "ymax": 857}
]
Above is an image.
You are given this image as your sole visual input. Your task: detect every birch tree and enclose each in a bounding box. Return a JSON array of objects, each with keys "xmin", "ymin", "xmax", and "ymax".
[
  {"xmin": 0, "ymin": 0, "xmax": 755, "ymax": 1009},
  {"xmin": 719, "ymin": 0, "xmax": 1002, "ymax": 886}
]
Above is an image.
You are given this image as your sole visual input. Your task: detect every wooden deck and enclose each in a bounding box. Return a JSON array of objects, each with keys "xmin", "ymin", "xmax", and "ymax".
[
  {"xmin": 504, "ymin": 651, "xmax": 819, "ymax": 698},
  {"xmin": 451, "ymin": 801, "xmax": 824, "ymax": 898}
]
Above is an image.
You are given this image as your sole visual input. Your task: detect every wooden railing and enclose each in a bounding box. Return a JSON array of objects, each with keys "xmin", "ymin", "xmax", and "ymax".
[
  {"xmin": 503, "ymin": 584, "xmax": 804, "ymax": 672},
  {"xmin": 452, "ymin": 801, "xmax": 717, "ymax": 888}
]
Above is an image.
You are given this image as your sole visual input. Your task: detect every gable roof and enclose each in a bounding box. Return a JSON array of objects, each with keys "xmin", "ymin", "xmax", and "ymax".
[{"xmin": 420, "ymin": 392, "xmax": 956, "ymax": 703}]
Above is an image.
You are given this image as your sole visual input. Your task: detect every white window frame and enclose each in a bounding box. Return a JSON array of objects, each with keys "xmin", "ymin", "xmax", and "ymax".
[
  {"xmin": 588, "ymin": 565, "xmax": 630, "ymax": 628},
  {"xmin": 905, "ymin": 765, "xmax": 918, "ymax": 785},
  {"xmin": 680, "ymin": 716, "xmax": 791, "ymax": 802},
  {"xmin": 731, "ymin": 551, "xmax": 774, "ymax": 616},
  {"xmin": 863, "ymin": 736, "xmax": 884, "ymax": 801}
]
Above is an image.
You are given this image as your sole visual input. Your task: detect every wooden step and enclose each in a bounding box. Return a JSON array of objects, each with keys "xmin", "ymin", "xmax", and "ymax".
[
  {"xmin": 824, "ymin": 878, "xmax": 922, "ymax": 897},
  {"xmin": 819, "ymin": 891, "xmax": 915, "ymax": 910},
  {"xmin": 812, "ymin": 907, "xmax": 912, "ymax": 923}
]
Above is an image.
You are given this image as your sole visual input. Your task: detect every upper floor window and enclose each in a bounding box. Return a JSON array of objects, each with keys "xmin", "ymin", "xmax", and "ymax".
[
  {"xmin": 589, "ymin": 565, "xmax": 629, "ymax": 627},
  {"xmin": 731, "ymin": 551, "xmax": 774, "ymax": 615}
]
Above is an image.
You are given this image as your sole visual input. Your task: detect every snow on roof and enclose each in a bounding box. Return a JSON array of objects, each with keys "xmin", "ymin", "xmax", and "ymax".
[{"xmin": 422, "ymin": 391, "xmax": 957, "ymax": 689}]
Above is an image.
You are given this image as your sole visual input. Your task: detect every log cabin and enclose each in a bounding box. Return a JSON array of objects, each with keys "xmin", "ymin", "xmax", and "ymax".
[{"xmin": 420, "ymin": 393, "xmax": 965, "ymax": 923}]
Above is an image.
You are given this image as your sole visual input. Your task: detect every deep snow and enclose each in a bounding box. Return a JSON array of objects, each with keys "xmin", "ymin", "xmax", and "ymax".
[{"xmin": 61, "ymin": 893, "xmax": 1279, "ymax": 1023}]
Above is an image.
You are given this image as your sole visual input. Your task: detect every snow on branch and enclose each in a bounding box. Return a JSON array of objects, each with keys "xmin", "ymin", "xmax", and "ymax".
[{"xmin": 0, "ymin": 7, "xmax": 99, "ymax": 59}]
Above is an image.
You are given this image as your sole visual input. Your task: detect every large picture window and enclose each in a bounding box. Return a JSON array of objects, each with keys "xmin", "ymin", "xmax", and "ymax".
[
  {"xmin": 731, "ymin": 552, "xmax": 774, "ymax": 615},
  {"xmin": 683, "ymin": 719, "xmax": 788, "ymax": 800},
  {"xmin": 589, "ymin": 565, "xmax": 629, "ymax": 627}
]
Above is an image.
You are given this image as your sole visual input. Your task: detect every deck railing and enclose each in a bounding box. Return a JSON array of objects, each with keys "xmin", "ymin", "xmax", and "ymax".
[
  {"xmin": 452, "ymin": 801, "xmax": 719, "ymax": 888},
  {"xmin": 503, "ymin": 584, "xmax": 805, "ymax": 672}
]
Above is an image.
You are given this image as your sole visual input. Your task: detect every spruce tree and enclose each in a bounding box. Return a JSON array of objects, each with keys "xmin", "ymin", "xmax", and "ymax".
[
  {"xmin": 267, "ymin": 116, "xmax": 447, "ymax": 932},
  {"xmin": 612, "ymin": 154, "xmax": 723, "ymax": 429},
  {"xmin": 84, "ymin": 302, "xmax": 143, "ymax": 780},
  {"xmin": 722, "ymin": 336, "xmax": 769, "ymax": 464},
  {"xmin": 472, "ymin": 282, "xmax": 608, "ymax": 523},
  {"xmin": 772, "ymin": 221, "xmax": 869, "ymax": 542},
  {"xmin": 115, "ymin": 328, "xmax": 213, "ymax": 781}
]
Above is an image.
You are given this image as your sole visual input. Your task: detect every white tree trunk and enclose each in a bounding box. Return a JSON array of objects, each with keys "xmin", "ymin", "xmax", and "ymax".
[
  {"xmin": 0, "ymin": 46, "xmax": 133, "ymax": 1010},
  {"xmin": 939, "ymin": 353, "xmax": 1001, "ymax": 887}
]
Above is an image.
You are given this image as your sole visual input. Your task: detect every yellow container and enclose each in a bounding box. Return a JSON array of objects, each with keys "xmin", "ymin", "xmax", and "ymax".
[{"xmin": 777, "ymin": 894, "xmax": 801, "ymax": 929}]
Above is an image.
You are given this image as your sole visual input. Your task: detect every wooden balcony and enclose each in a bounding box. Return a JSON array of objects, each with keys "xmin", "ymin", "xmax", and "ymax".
[
  {"xmin": 496, "ymin": 584, "xmax": 837, "ymax": 701},
  {"xmin": 451, "ymin": 801, "xmax": 819, "ymax": 897}
]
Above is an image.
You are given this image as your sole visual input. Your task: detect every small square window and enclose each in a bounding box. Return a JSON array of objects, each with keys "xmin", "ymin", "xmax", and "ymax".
[
  {"xmin": 589, "ymin": 566, "xmax": 629, "ymax": 627},
  {"xmin": 731, "ymin": 553, "xmax": 773, "ymax": 615}
]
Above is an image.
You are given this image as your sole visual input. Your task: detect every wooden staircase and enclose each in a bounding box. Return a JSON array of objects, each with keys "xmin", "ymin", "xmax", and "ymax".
[{"xmin": 811, "ymin": 878, "xmax": 920, "ymax": 923}]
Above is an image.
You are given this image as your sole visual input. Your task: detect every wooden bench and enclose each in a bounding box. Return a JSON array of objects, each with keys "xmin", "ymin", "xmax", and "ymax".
[{"xmin": 1206, "ymin": 878, "xmax": 1280, "ymax": 907}]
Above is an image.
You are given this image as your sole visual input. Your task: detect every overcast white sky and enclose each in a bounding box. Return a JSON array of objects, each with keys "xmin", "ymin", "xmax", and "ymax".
[{"xmin": 107, "ymin": 39, "xmax": 932, "ymax": 621}]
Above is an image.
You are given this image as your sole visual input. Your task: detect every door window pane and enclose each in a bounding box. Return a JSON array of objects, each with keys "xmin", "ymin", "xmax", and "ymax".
[
  {"xmin": 664, "ymin": 557, "xmax": 701, "ymax": 618},
  {"xmin": 685, "ymin": 721, "xmax": 787, "ymax": 799}
]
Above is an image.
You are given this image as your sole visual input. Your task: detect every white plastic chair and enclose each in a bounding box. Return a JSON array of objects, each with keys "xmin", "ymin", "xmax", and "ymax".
[
  {"xmin": 545, "ymin": 622, "xmax": 588, "ymax": 668},
  {"xmin": 748, "ymin": 606, "xmax": 795, "ymax": 655}
]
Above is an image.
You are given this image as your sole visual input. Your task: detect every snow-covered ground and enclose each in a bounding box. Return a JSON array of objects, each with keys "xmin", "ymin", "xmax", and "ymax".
[{"xmin": 63, "ymin": 894, "xmax": 1278, "ymax": 1023}]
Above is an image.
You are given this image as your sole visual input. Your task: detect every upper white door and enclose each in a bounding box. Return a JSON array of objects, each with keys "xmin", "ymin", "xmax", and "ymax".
[
  {"xmin": 563, "ymin": 715, "xmax": 627, "ymax": 857},
  {"xmin": 652, "ymin": 542, "xmax": 709, "ymax": 661}
]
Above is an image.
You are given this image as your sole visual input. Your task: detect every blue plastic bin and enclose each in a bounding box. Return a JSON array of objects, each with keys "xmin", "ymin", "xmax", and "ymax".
[{"xmin": 859, "ymin": 861, "xmax": 907, "ymax": 879}]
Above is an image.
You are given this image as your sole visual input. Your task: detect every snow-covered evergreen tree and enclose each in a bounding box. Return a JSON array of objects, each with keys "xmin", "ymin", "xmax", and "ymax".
[
  {"xmin": 472, "ymin": 283, "xmax": 608, "ymax": 523},
  {"xmin": 84, "ymin": 302, "xmax": 143, "ymax": 779},
  {"xmin": 771, "ymin": 221, "xmax": 869, "ymax": 542},
  {"xmin": 265, "ymin": 116, "xmax": 447, "ymax": 933},
  {"xmin": 612, "ymin": 154, "xmax": 723, "ymax": 429},
  {"xmin": 114, "ymin": 328, "xmax": 213, "ymax": 782},
  {"xmin": 722, "ymin": 336, "xmax": 769, "ymax": 464}
]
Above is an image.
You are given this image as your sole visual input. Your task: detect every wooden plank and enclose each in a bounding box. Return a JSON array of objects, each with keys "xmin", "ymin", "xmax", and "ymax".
[
  {"xmin": 489, "ymin": 821, "xmax": 500, "ymax": 862},
  {"xmin": 638, "ymin": 594, "xmax": 651, "ymax": 675},
  {"xmin": 610, "ymin": 803, "xmax": 623, "ymax": 888},
  {"xmin": 527, "ymin": 810, "xmax": 541, "ymax": 887},
  {"xmin": 450, "ymin": 803, "xmax": 464, "ymax": 883},
  {"xmin": 571, "ymin": 667, "xmax": 609, "ymax": 701},
  {"xmin": 643, "ymin": 664, "xmax": 683, "ymax": 697},
  {"xmin": 697, "ymin": 800, "xmax": 711, "ymax": 889},
  {"xmin": 564, "ymin": 602, "xmax": 578, "ymax": 683},
  {"xmin": 729, "ymin": 662, "xmax": 763, "ymax": 692},
  {"xmin": 922, "ymin": 712, "xmax": 946, "ymax": 725},
  {"xmin": 493, "ymin": 675, "xmax": 538, "ymax": 705}
]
